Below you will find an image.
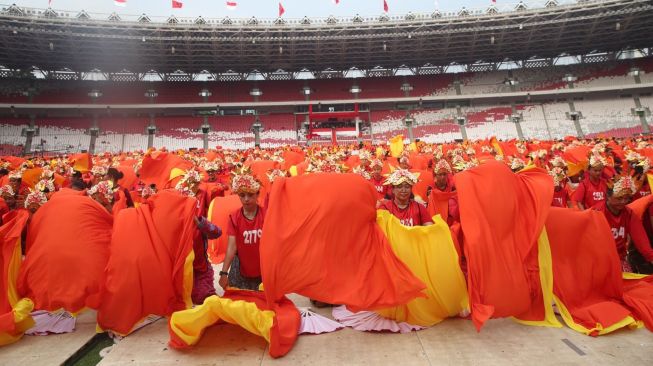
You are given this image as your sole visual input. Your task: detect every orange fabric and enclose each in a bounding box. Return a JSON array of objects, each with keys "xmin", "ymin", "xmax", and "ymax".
[
  {"xmin": 69, "ymin": 153, "xmax": 92, "ymax": 173},
  {"xmin": 52, "ymin": 188, "xmax": 86, "ymax": 197},
  {"xmin": 139, "ymin": 152, "xmax": 193, "ymax": 190},
  {"xmin": 545, "ymin": 208, "xmax": 634, "ymax": 335},
  {"xmin": 21, "ymin": 168, "xmax": 43, "ymax": 189},
  {"xmin": 18, "ymin": 195, "xmax": 113, "ymax": 312},
  {"xmin": 246, "ymin": 160, "xmax": 280, "ymax": 181},
  {"xmin": 117, "ymin": 165, "xmax": 138, "ymax": 191},
  {"xmin": 411, "ymin": 169, "xmax": 432, "ymax": 202},
  {"xmin": 454, "ymin": 162, "xmax": 553, "ymax": 330},
  {"xmin": 623, "ymin": 276, "xmax": 653, "ymax": 331},
  {"xmin": 408, "ymin": 153, "xmax": 429, "ymax": 171},
  {"xmin": 282, "ymin": 151, "xmax": 305, "ymax": 170},
  {"xmin": 427, "ymin": 190, "xmax": 456, "ymax": 222},
  {"xmin": 97, "ymin": 191, "xmax": 195, "ymax": 335},
  {"xmin": 261, "ymin": 173, "xmax": 425, "ymax": 311},
  {"xmin": 0, "ymin": 156, "xmax": 25, "ymax": 170},
  {"xmin": 627, "ymin": 194, "xmax": 653, "ymax": 219},
  {"xmin": 207, "ymin": 195, "xmax": 242, "ymax": 263}
]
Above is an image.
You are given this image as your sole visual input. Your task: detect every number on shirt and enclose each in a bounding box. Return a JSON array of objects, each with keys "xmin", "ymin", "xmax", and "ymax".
[
  {"xmin": 243, "ymin": 229, "xmax": 263, "ymax": 244},
  {"xmin": 611, "ymin": 226, "xmax": 625, "ymax": 239}
]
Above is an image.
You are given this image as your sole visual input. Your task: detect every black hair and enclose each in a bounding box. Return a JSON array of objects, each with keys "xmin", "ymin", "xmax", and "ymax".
[
  {"xmin": 71, "ymin": 180, "xmax": 87, "ymax": 190},
  {"xmin": 106, "ymin": 167, "xmax": 124, "ymax": 181}
]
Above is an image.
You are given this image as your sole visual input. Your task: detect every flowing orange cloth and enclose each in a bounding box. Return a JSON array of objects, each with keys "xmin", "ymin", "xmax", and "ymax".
[
  {"xmin": 622, "ymin": 275, "xmax": 653, "ymax": 331},
  {"xmin": 455, "ymin": 162, "xmax": 553, "ymax": 330},
  {"xmin": 168, "ymin": 289, "xmax": 300, "ymax": 358},
  {"xmin": 138, "ymin": 152, "xmax": 193, "ymax": 190},
  {"xmin": 411, "ymin": 169, "xmax": 432, "ymax": 202},
  {"xmin": 18, "ymin": 195, "xmax": 113, "ymax": 313},
  {"xmin": 97, "ymin": 191, "xmax": 196, "ymax": 335},
  {"xmin": 0, "ymin": 210, "xmax": 33, "ymax": 345},
  {"xmin": 545, "ymin": 207, "xmax": 637, "ymax": 335},
  {"xmin": 427, "ymin": 190, "xmax": 456, "ymax": 222},
  {"xmin": 207, "ymin": 195, "xmax": 242, "ymax": 263},
  {"xmin": 69, "ymin": 153, "xmax": 92, "ymax": 173},
  {"xmin": 0, "ymin": 156, "xmax": 25, "ymax": 170},
  {"xmin": 117, "ymin": 165, "xmax": 138, "ymax": 191},
  {"xmin": 282, "ymin": 150, "xmax": 305, "ymax": 171},
  {"xmin": 261, "ymin": 173, "xmax": 425, "ymax": 311}
]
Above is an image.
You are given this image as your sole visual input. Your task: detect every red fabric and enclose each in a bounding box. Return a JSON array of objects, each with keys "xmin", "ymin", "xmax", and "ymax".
[
  {"xmin": 97, "ymin": 191, "xmax": 196, "ymax": 335},
  {"xmin": 367, "ymin": 176, "xmax": 388, "ymax": 200},
  {"xmin": 282, "ymin": 150, "xmax": 305, "ymax": 170},
  {"xmin": 228, "ymin": 206, "xmax": 266, "ymax": 277},
  {"xmin": 207, "ymin": 195, "xmax": 242, "ymax": 263},
  {"xmin": 69, "ymin": 153, "xmax": 92, "ymax": 173},
  {"xmin": 411, "ymin": 169, "xmax": 432, "ymax": 201},
  {"xmin": 0, "ymin": 210, "xmax": 29, "ymax": 325},
  {"xmin": 622, "ymin": 276, "xmax": 653, "ymax": 331},
  {"xmin": 52, "ymin": 188, "xmax": 86, "ymax": 197},
  {"xmin": 546, "ymin": 208, "xmax": 633, "ymax": 335},
  {"xmin": 0, "ymin": 156, "xmax": 25, "ymax": 170},
  {"xmin": 138, "ymin": 152, "xmax": 193, "ymax": 190},
  {"xmin": 261, "ymin": 173, "xmax": 425, "ymax": 311},
  {"xmin": 0, "ymin": 198, "xmax": 8, "ymax": 221},
  {"xmin": 380, "ymin": 200, "xmax": 431, "ymax": 227},
  {"xmin": 18, "ymin": 195, "xmax": 113, "ymax": 312},
  {"xmin": 117, "ymin": 165, "xmax": 138, "ymax": 191},
  {"xmin": 455, "ymin": 162, "xmax": 553, "ymax": 330}
]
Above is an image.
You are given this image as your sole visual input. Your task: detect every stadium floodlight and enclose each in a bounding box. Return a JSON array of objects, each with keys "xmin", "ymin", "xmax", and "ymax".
[
  {"xmin": 301, "ymin": 86, "xmax": 311, "ymax": 95},
  {"xmin": 249, "ymin": 87, "xmax": 263, "ymax": 97},
  {"xmin": 87, "ymin": 89, "xmax": 102, "ymax": 99},
  {"xmin": 349, "ymin": 84, "xmax": 362, "ymax": 94},
  {"xmin": 198, "ymin": 89, "xmax": 212, "ymax": 98},
  {"xmin": 400, "ymin": 82, "xmax": 414, "ymax": 92},
  {"xmin": 403, "ymin": 117, "xmax": 414, "ymax": 127}
]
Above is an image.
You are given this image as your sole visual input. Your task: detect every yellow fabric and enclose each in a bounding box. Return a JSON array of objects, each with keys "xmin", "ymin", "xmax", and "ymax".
[
  {"xmin": 647, "ymin": 173, "xmax": 653, "ymax": 196},
  {"xmin": 567, "ymin": 161, "xmax": 588, "ymax": 178},
  {"xmin": 169, "ymin": 295, "xmax": 275, "ymax": 347},
  {"xmin": 0, "ymin": 238, "xmax": 35, "ymax": 346},
  {"xmin": 182, "ymin": 251, "xmax": 195, "ymax": 309},
  {"xmin": 389, "ymin": 135, "xmax": 404, "ymax": 158},
  {"xmin": 490, "ymin": 137, "xmax": 503, "ymax": 156},
  {"xmin": 0, "ymin": 298, "xmax": 35, "ymax": 346},
  {"xmin": 552, "ymin": 294, "xmax": 638, "ymax": 335},
  {"xmin": 408, "ymin": 142, "xmax": 417, "ymax": 152},
  {"xmin": 512, "ymin": 229, "xmax": 562, "ymax": 328},
  {"xmin": 289, "ymin": 165, "xmax": 298, "ymax": 177},
  {"xmin": 375, "ymin": 146, "xmax": 385, "ymax": 158},
  {"xmin": 169, "ymin": 167, "xmax": 187, "ymax": 181},
  {"xmin": 374, "ymin": 211, "xmax": 469, "ymax": 326},
  {"xmin": 623, "ymin": 272, "xmax": 649, "ymax": 280}
]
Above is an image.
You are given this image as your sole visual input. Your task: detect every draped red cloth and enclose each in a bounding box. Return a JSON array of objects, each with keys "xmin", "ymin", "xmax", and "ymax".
[
  {"xmin": 455, "ymin": 162, "xmax": 553, "ymax": 330},
  {"xmin": 138, "ymin": 152, "xmax": 193, "ymax": 190},
  {"xmin": 622, "ymin": 276, "xmax": 653, "ymax": 331},
  {"xmin": 545, "ymin": 207, "xmax": 636, "ymax": 335},
  {"xmin": 117, "ymin": 165, "xmax": 138, "ymax": 191},
  {"xmin": 207, "ymin": 194, "xmax": 242, "ymax": 263},
  {"xmin": 0, "ymin": 156, "xmax": 25, "ymax": 170},
  {"xmin": 97, "ymin": 191, "xmax": 196, "ymax": 335},
  {"xmin": 261, "ymin": 173, "xmax": 425, "ymax": 311},
  {"xmin": 18, "ymin": 195, "xmax": 113, "ymax": 312},
  {"xmin": 282, "ymin": 150, "xmax": 305, "ymax": 170},
  {"xmin": 411, "ymin": 169, "xmax": 432, "ymax": 202}
]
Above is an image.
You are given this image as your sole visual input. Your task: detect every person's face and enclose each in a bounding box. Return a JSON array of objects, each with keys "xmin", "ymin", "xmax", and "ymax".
[
  {"xmin": 9, "ymin": 178, "xmax": 20, "ymax": 191},
  {"xmin": 27, "ymin": 203, "xmax": 40, "ymax": 214},
  {"xmin": 435, "ymin": 171, "xmax": 448, "ymax": 186},
  {"xmin": 393, "ymin": 182, "xmax": 412, "ymax": 202},
  {"xmin": 607, "ymin": 193, "xmax": 631, "ymax": 213},
  {"xmin": 238, "ymin": 191, "xmax": 259, "ymax": 211},
  {"xmin": 208, "ymin": 171, "xmax": 217, "ymax": 182},
  {"xmin": 589, "ymin": 166, "xmax": 603, "ymax": 181},
  {"xmin": 372, "ymin": 166, "xmax": 382, "ymax": 179}
]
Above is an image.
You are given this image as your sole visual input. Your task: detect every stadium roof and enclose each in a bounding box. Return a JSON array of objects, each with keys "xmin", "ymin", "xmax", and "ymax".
[{"xmin": 0, "ymin": 0, "xmax": 651, "ymax": 78}]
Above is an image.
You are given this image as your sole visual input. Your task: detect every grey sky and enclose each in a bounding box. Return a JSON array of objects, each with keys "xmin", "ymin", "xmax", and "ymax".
[{"xmin": 9, "ymin": 0, "xmax": 557, "ymax": 19}]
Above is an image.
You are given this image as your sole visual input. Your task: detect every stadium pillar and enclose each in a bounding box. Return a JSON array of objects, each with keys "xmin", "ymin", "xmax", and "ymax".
[
  {"xmin": 147, "ymin": 113, "xmax": 156, "ymax": 149},
  {"xmin": 252, "ymin": 118, "xmax": 263, "ymax": 148},
  {"xmin": 633, "ymin": 96, "xmax": 651, "ymax": 134},
  {"xmin": 202, "ymin": 115, "xmax": 210, "ymax": 150},
  {"xmin": 404, "ymin": 115, "xmax": 415, "ymax": 142},
  {"xmin": 568, "ymin": 101, "xmax": 584, "ymax": 138},
  {"xmin": 23, "ymin": 114, "xmax": 36, "ymax": 156},
  {"xmin": 89, "ymin": 113, "xmax": 99, "ymax": 155}
]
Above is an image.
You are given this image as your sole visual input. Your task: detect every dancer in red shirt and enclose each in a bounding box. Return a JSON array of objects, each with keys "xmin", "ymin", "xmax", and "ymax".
[
  {"xmin": 368, "ymin": 159, "xmax": 389, "ymax": 200},
  {"xmin": 220, "ymin": 168, "xmax": 265, "ymax": 291},
  {"xmin": 592, "ymin": 175, "xmax": 653, "ymax": 272},
  {"xmin": 380, "ymin": 169, "xmax": 433, "ymax": 227},
  {"xmin": 550, "ymin": 167, "xmax": 572, "ymax": 208},
  {"xmin": 574, "ymin": 153, "xmax": 608, "ymax": 210}
]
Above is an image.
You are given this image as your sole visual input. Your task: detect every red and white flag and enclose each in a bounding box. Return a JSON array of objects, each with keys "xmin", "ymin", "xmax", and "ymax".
[
  {"xmin": 114, "ymin": 0, "xmax": 126, "ymax": 7},
  {"xmin": 172, "ymin": 0, "xmax": 183, "ymax": 8},
  {"xmin": 278, "ymin": 2, "xmax": 285, "ymax": 17},
  {"xmin": 383, "ymin": 0, "xmax": 389, "ymax": 13},
  {"xmin": 333, "ymin": 0, "xmax": 340, "ymax": 4},
  {"xmin": 226, "ymin": 1, "xmax": 237, "ymax": 9}
]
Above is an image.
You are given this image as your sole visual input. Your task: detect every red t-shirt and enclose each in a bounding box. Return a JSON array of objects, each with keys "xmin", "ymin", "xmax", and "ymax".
[
  {"xmin": 228, "ymin": 206, "xmax": 266, "ymax": 278},
  {"xmin": 573, "ymin": 177, "xmax": 608, "ymax": 208},
  {"xmin": 634, "ymin": 181, "xmax": 651, "ymax": 201},
  {"xmin": 592, "ymin": 201, "xmax": 653, "ymax": 262},
  {"xmin": 551, "ymin": 186, "xmax": 570, "ymax": 208},
  {"xmin": 368, "ymin": 176, "xmax": 389, "ymax": 200},
  {"xmin": 381, "ymin": 200, "xmax": 432, "ymax": 227}
]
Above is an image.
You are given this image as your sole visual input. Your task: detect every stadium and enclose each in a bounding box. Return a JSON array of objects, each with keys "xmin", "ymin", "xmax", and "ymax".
[{"xmin": 1, "ymin": 0, "xmax": 653, "ymax": 365}]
